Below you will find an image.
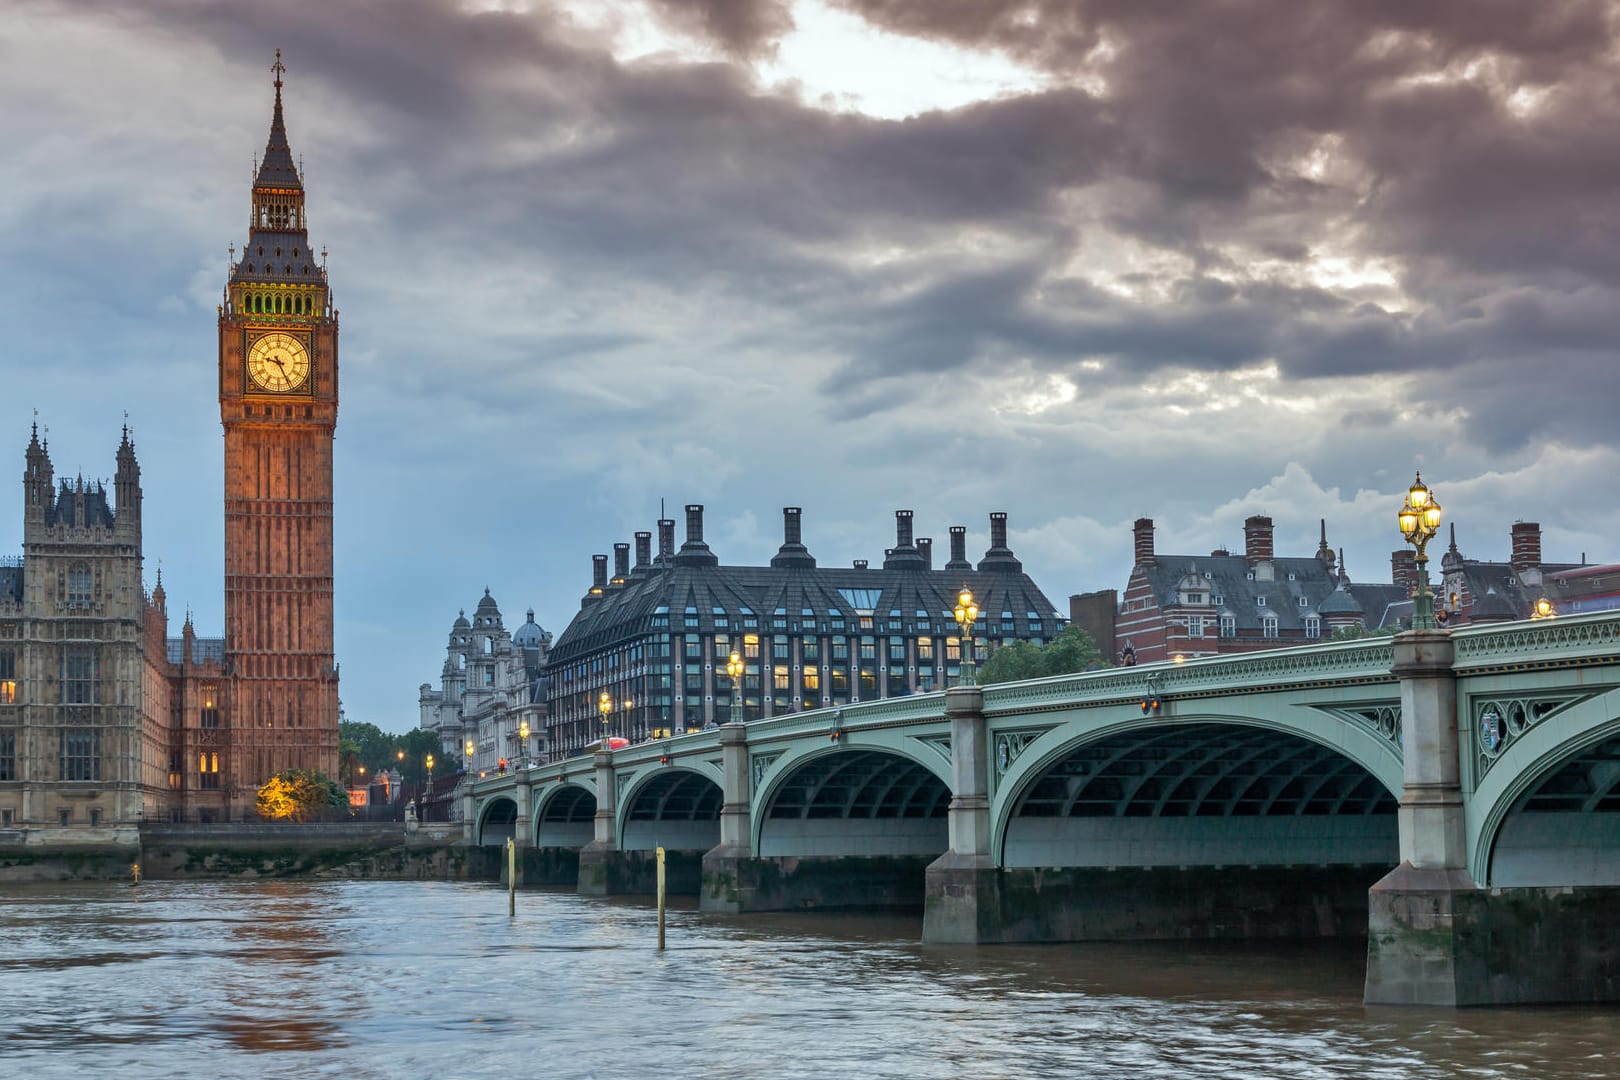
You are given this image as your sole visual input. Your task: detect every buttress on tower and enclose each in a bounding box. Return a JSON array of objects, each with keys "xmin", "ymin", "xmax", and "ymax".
[{"xmin": 218, "ymin": 51, "xmax": 340, "ymax": 787}]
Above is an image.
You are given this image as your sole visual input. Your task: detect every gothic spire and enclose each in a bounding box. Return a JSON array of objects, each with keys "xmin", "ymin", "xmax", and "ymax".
[{"xmin": 255, "ymin": 49, "xmax": 302, "ymax": 192}]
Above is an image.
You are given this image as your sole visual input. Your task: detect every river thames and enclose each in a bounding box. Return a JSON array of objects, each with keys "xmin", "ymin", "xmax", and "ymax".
[{"xmin": 0, "ymin": 880, "xmax": 1614, "ymax": 1079}]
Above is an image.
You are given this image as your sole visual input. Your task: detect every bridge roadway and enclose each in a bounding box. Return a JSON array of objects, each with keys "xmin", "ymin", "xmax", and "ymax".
[{"xmin": 467, "ymin": 612, "xmax": 1620, "ymax": 1006}]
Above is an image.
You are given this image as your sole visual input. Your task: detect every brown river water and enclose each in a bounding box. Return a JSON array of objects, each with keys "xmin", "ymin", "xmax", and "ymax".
[{"xmin": 0, "ymin": 880, "xmax": 1614, "ymax": 1079}]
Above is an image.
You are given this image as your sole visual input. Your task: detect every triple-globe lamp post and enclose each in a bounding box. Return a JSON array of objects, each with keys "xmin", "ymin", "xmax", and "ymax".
[
  {"xmin": 726, "ymin": 650, "xmax": 746, "ymax": 725},
  {"xmin": 1396, "ymin": 472, "xmax": 1444, "ymax": 631},
  {"xmin": 953, "ymin": 586, "xmax": 979, "ymax": 687}
]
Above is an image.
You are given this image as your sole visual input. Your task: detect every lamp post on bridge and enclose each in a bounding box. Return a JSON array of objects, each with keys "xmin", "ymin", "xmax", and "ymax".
[
  {"xmin": 726, "ymin": 650, "xmax": 745, "ymax": 725},
  {"xmin": 953, "ymin": 586, "xmax": 979, "ymax": 687},
  {"xmin": 1397, "ymin": 473, "xmax": 1444, "ymax": 631}
]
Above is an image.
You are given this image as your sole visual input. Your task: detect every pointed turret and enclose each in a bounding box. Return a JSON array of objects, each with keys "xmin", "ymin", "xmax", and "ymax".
[
  {"xmin": 23, "ymin": 418, "xmax": 53, "ymax": 522},
  {"xmin": 1315, "ymin": 518, "xmax": 1334, "ymax": 568},
  {"xmin": 115, "ymin": 424, "xmax": 141, "ymax": 527}
]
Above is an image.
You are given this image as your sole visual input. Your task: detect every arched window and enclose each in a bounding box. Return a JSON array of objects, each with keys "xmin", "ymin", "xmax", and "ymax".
[{"xmin": 67, "ymin": 564, "xmax": 92, "ymax": 608}]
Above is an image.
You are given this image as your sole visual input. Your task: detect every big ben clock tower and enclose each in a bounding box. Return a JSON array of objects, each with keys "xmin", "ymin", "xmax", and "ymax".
[{"xmin": 219, "ymin": 52, "xmax": 339, "ymax": 796}]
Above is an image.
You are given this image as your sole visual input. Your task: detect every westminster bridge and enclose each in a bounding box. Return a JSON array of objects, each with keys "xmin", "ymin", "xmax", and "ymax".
[{"xmin": 466, "ymin": 612, "xmax": 1620, "ymax": 1006}]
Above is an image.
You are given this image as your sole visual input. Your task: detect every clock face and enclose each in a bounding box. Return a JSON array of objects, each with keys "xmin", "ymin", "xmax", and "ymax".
[{"xmin": 246, "ymin": 332, "xmax": 310, "ymax": 393}]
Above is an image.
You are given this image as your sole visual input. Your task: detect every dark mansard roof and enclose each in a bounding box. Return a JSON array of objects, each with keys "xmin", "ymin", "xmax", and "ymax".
[{"xmin": 550, "ymin": 560, "xmax": 1064, "ymax": 663}]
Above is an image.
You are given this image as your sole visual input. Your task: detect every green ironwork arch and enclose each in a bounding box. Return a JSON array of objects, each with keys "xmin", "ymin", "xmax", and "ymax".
[
  {"xmin": 751, "ymin": 742, "xmax": 951, "ymax": 854},
  {"xmin": 475, "ymin": 795, "xmax": 518, "ymax": 846},
  {"xmin": 1468, "ymin": 686, "xmax": 1620, "ymax": 884},
  {"xmin": 990, "ymin": 707, "xmax": 1404, "ymax": 865}
]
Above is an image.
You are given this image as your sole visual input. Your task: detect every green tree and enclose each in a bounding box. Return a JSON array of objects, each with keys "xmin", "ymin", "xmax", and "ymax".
[
  {"xmin": 256, "ymin": 768, "xmax": 350, "ymax": 821},
  {"xmin": 339, "ymin": 719, "xmax": 401, "ymax": 772},
  {"xmin": 977, "ymin": 626, "xmax": 1108, "ymax": 686},
  {"xmin": 395, "ymin": 728, "xmax": 447, "ymax": 786}
]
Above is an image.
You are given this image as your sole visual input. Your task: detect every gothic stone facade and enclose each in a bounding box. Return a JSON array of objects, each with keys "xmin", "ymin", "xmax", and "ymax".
[{"xmin": 1, "ymin": 60, "xmax": 341, "ymax": 831}]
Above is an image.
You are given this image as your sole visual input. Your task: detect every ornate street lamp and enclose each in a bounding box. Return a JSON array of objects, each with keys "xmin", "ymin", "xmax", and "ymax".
[
  {"xmin": 1531, "ymin": 597, "xmax": 1557, "ymax": 620},
  {"xmin": 599, "ymin": 691, "xmax": 612, "ymax": 738},
  {"xmin": 953, "ymin": 586, "xmax": 979, "ymax": 687},
  {"xmin": 464, "ymin": 737, "xmax": 476, "ymax": 772},
  {"xmin": 518, "ymin": 720, "xmax": 530, "ymax": 767},
  {"xmin": 726, "ymin": 651, "xmax": 745, "ymax": 724},
  {"xmin": 423, "ymin": 753, "xmax": 435, "ymax": 820},
  {"xmin": 1396, "ymin": 472, "xmax": 1444, "ymax": 630}
]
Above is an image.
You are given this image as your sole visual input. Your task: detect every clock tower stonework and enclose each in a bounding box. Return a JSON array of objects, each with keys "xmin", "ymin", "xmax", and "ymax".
[{"xmin": 218, "ymin": 54, "xmax": 339, "ymax": 793}]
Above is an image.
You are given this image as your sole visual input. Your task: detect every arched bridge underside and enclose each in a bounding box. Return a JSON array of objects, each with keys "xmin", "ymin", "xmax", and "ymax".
[
  {"xmin": 760, "ymin": 749, "xmax": 950, "ymax": 857},
  {"xmin": 535, "ymin": 785, "xmax": 596, "ymax": 848},
  {"xmin": 623, "ymin": 769, "xmax": 721, "ymax": 852},
  {"xmin": 1493, "ymin": 734, "xmax": 1620, "ymax": 886},
  {"xmin": 1005, "ymin": 723, "xmax": 1398, "ymax": 869},
  {"xmin": 477, "ymin": 797, "xmax": 517, "ymax": 847}
]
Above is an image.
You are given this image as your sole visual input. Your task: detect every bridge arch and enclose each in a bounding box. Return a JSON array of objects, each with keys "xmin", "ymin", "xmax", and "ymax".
[
  {"xmin": 754, "ymin": 745, "xmax": 951, "ymax": 857},
  {"xmin": 475, "ymin": 796, "xmax": 518, "ymax": 847},
  {"xmin": 620, "ymin": 767, "xmax": 723, "ymax": 852},
  {"xmin": 534, "ymin": 783, "xmax": 597, "ymax": 848},
  {"xmin": 1471, "ymin": 686, "xmax": 1620, "ymax": 886},
  {"xmin": 995, "ymin": 715, "xmax": 1400, "ymax": 869}
]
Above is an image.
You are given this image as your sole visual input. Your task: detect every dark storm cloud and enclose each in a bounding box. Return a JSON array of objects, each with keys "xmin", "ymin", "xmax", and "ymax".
[{"xmin": 645, "ymin": 0, "xmax": 796, "ymax": 57}]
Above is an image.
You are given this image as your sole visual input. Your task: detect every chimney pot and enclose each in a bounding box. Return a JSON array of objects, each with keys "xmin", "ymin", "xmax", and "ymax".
[
  {"xmin": 1133, "ymin": 518, "xmax": 1156, "ymax": 567},
  {"xmin": 917, "ymin": 537, "xmax": 933, "ymax": 569},
  {"xmin": 783, "ymin": 507, "xmax": 802, "ymax": 546},
  {"xmin": 853, "ymin": 559, "xmax": 868, "ymax": 570},
  {"xmin": 634, "ymin": 531, "xmax": 652, "ymax": 569},
  {"xmin": 895, "ymin": 509, "xmax": 914, "ymax": 549},
  {"xmin": 613, "ymin": 543, "xmax": 630, "ymax": 582},
  {"xmin": 591, "ymin": 554, "xmax": 608, "ymax": 589},
  {"xmin": 685, "ymin": 504, "xmax": 705, "ymax": 545}
]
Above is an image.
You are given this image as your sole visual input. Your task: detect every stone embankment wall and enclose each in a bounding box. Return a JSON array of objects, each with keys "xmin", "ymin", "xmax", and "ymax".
[{"xmin": 0, "ymin": 824, "xmax": 473, "ymax": 882}]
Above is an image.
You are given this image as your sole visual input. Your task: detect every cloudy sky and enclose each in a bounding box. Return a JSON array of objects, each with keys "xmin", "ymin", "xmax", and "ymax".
[{"xmin": 4, "ymin": 0, "xmax": 1617, "ymax": 731}]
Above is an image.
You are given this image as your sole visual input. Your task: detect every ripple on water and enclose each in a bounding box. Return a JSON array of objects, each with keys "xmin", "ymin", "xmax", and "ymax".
[{"xmin": 1, "ymin": 880, "xmax": 1617, "ymax": 1080}]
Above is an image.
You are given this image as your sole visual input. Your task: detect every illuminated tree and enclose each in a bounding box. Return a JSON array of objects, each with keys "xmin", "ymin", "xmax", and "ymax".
[{"xmin": 256, "ymin": 768, "xmax": 350, "ymax": 821}]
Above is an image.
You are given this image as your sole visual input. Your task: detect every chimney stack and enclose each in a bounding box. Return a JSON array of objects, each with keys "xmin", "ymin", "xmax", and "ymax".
[
  {"xmin": 1391, "ymin": 550, "xmax": 1417, "ymax": 595},
  {"xmin": 1244, "ymin": 515, "xmax": 1274, "ymax": 566},
  {"xmin": 945, "ymin": 526, "xmax": 971, "ymax": 571},
  {"xmin": 977, "ymin": 511, "xmax": 1022, "ymax": 572},
  {"xmin": 917, "ymin": 537, "xmax": 933, "ymax": 569},
  {"xmin": 612, "ymin": 543, "xmax": 630, "ymax": 584},
  {"xmin": 884, "ymin": 509, "xmax": 926, "ymax": 569},
  {"xmin": 674, "ymin": 503, "xmax": 719, "ymax": 567},
  {"xmin": 1510, "ymin": 522, "xmax": 1542, "ymax": 572},
  {"xmin": 634, "ymin": 531, "xmax": 652, "ymax": 573},
  {"xmin": 592, "ymin": 554, "xmax": 608, "ymax": 591},
  {"xmin": 771, "ymin": 506, "xmax": 817, "ymax": 569},
  {"xmin": 657, "ymin": 519, "xmax": 675, "ymax": 564},
  {"xmin": 1133, "ymin": 518, "xmax": 1155, "ymax": 567}
]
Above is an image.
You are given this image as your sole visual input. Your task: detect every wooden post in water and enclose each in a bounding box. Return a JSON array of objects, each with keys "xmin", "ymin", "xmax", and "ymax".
[
  {"xmin": 656, "ymin": 846, "xmax": 667, "ymax": 950},
  {"xmin": 507, "ymin": 837, "xmax": 516, "ymax": 917}
]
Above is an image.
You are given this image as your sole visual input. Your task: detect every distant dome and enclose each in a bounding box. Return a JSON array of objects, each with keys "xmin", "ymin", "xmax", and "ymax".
[
  {"xmin": 474, "ymin": 588, "xmax": 502, "ymax": 625},
  {"xmin": 513, "ymin": 608, "xmax": 549, "ymax": 648},
  {"xmin": 452, "ymin": 609, "xmax": 470, "ymax": 630}
]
